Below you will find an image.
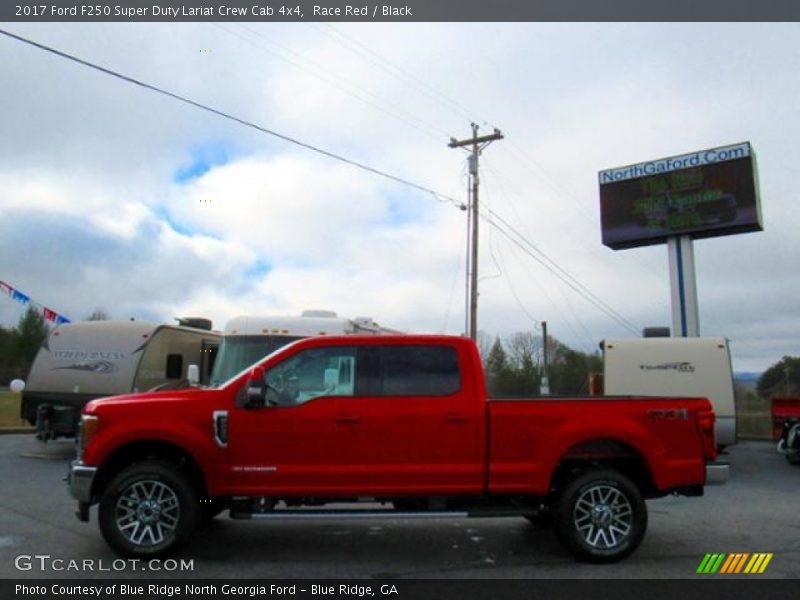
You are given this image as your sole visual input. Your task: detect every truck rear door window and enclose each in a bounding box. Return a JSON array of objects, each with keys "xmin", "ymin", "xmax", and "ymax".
[{"xmin": 379, "ymin": 346, "xmax": 461, "ymax": 396}]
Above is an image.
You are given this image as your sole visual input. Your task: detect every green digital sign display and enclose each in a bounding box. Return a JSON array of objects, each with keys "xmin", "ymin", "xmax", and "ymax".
[{"xmin": 599, "ymin": 142, "xmax": 763, "ymax": 250}]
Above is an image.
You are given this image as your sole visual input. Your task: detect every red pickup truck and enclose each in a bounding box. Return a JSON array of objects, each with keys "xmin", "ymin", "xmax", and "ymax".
[{"xmin": 67, "ymin": 335, "xmax": 728, "ymax": 563}]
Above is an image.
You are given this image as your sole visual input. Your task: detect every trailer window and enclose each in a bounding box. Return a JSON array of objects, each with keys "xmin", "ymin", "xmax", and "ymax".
[
  {"xmin": 165, "ymin": 354, "xmax": 183, "ymax": 379},
  {"xmin": 211, "ymin": 335, "xmax": 304, "ymax": 385},
  {"xmin": 379, "ymin": 346, "xmax": 461, "ymax": 396}
]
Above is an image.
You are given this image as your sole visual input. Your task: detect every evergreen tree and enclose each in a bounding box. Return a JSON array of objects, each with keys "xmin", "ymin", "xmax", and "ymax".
[
  {"xmin": 14, "ymin": 307, "xmax": 49, "ymax": 376},
  {"xmin": 485, "ymin": 337, "xmax": 512, "ymax": 395},
  {"xmin": 0, "ymin": 325, "xmax": 18, "ymax": 383},
  {"xmin": 483, "ymin": 330, "xmax": 601, "ymax": 397},
  {"xmin": 757, "ymin": 356, "xmax": 800, "ymax": 397},
  {"xmin": 86, "ymin": 308, "xmax": 110, "ymax": 321}
]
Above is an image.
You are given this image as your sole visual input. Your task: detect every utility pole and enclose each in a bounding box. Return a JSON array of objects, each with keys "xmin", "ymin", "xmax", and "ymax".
[
  {"xmin": 540, "ymin": 321, "xmax": 550, "ymax": 395},
  {"xmin": 449, "ymin": 123, "xmax": 503, "ymax": 340}
]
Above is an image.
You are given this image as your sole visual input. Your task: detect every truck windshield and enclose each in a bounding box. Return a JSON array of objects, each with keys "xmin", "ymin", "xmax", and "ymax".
[{"xmin": 210, "ymin": 335, "xmax": 303, "ymax": 386}]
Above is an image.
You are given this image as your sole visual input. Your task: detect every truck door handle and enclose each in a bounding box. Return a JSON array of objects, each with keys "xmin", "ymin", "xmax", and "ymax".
[
  {"xmin": 335, "ymin": 413, "xmax": 361, "ymax": 424},
  {"xmin": 445, "ymin": 411, "xmax": 469, "ymax": 423}
]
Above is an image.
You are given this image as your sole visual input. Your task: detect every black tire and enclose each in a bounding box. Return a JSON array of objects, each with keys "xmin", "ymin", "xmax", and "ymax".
[
  {"xmin": 98, "ymin": 461, "xmax": 199, "ymax": 558},
  {"xmin": 553, "ymin": 469, "xmax": 647, "ymax": 563}
]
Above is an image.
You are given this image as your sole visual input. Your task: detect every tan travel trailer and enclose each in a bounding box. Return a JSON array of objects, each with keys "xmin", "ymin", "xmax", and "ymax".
[
  {"xmin": 19, "ymin": 319, "xmax": 220, "ymax": 440},
  {"xmin": 603, "ymin": 336, "xmax": 736, "ymax": 447}
]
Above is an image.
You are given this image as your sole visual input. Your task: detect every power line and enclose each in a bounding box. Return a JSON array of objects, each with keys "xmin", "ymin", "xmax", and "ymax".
[
  {"xmin": 269, "ymin": 22, "xmax": 651, "ymax": 333},
  {"xmin": 487, "ymin": 207, "xmax": 640, "ymax": 334},
  {"xmin": 482, "ymin": 175, "xmax": 596, "ymax": 346},
  {"xmin": 2, "ymin": 28, "xmax": 640, "ymax": 336},
  {"xmin": 479, "ymin": 159, "xmax": 641, "ymax": 333},
  {"xmin": 311, "ymin": 28, "xmax": 661, "ymax": 321},
  {"xmin": 480, "ymin": 209, "xmax": 641, "ymax": 335},
  {"xmin": 315, "ymin": 24, "xmax": 497, "ymax": 132},
  {"xmin": 214, "ymin": 23, "xmax": 451, "ymax": 141},
  {"xmin": 0, "ymin": 28, "xmax": 464, "ymax": 210},
  {"xmin": 485, "ymin": 149, "xmax": 667, "ymax": 289}
]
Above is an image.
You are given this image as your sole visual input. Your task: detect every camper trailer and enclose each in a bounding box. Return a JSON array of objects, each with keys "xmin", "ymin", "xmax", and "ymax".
[
  {"xmin": 603, "ymin": 336, "xmax": 736, "ymax": 447},
  {"xmin": 210, "ymin": 310, "xmax": 397, "ymax": 386},
  {"xmin": 20, "ymin": 319, "xmax": 220, "ymax": 440}
]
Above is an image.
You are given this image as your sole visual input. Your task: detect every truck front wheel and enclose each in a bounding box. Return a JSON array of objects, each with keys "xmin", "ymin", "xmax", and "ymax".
[
  {"xmin": 98, "ymin": 461, "xmax": 199, "ymax": 558},
  {"xmin": 554, "ymin": 469, "xmax": 647, "ymax": 563}
]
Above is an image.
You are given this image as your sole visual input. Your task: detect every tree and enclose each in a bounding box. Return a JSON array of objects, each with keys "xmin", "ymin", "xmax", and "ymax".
[
  {"xmin": 485, "ymin": 337, "xmax": 508, "ymax": 378},
  {"xmin": 506, "ymin": 331, "xmax": 541, "ymax": 371},
  {"xmin": 547, "ymin": 338, "xmax": 603, "ymax": 395},
  {"xmin": 757, "ymin": 356, "xmax": 800, "ymax": 398},
  {"xmin": 0, "ymin": 324, "xmax": 18, "ymax": 385},
  {"xmin": 475, "ymin": 330, "xmax": 493, "ymax": 364},
  {"xmin": 14, "ymin": 307, "xmax": 49, "ymax": 377},
  {"xmin": 485, "ymin": 337, "xmax": 513, "ymax": 395},
  {"xmin": 480, "ymin": 330, "xmax": 601, "ymax": 397},
  {"xmin": 86, "ymin": 308, "xmax": 110, "ymax": 321},
  {"xmin": 0, "ymin": 325, "xmax": 15, "ymax": 366}
]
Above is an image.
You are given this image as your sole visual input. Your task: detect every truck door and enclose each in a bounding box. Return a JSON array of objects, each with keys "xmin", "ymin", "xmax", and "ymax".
[
  {"xmin": 226, "ymin": 345, "xmax": 369, "ymax": 495},
  {"xmin": 362, "ymin": 344, "xmax": 484, "ymax": 494}
]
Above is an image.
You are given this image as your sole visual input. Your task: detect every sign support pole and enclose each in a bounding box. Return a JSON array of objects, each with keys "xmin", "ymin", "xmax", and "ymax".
[{"xmin": 668, "ymin": 235, "xmax": 700, "ymax": 337}]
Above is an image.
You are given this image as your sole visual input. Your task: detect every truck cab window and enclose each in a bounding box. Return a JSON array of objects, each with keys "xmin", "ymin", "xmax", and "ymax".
[
  {"xmin": 264, "ymin": 346, "xmax": 357, "ymax": 406},
  {"xmin": 379, "ymin": 346, "xmax": 461, "ymax": 396}
]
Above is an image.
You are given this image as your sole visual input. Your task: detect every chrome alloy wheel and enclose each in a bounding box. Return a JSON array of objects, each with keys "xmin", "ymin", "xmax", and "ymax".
[
  {"xmin": 115, "ymin": 480, "xmax": 181, "ymax": 547},
  {"xmin": 572, "ymin": 484, "xmax": 633, "ymax": 550}
]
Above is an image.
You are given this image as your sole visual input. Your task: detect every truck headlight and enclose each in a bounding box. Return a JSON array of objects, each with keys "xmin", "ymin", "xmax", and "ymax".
[{"xmin": 79, "ymin": 415, "xmax": 99, "ymax": 456}]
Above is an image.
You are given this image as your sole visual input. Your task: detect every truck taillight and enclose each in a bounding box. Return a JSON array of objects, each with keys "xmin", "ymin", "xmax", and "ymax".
[{"xmin": 697, "ymin": 409, "xmax": 717, "ymax": 459}]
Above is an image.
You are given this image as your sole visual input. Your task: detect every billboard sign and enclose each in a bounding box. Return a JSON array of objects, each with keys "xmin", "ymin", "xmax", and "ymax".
[{"xmin": 598, "ymin": 142, "xmax": 762, "ymax": 250}]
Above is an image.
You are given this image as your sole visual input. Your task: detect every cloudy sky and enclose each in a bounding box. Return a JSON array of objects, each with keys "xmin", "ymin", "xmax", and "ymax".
[{"xmin": 1, "ymin": 21, "xmax": 798, "ymax": 372}]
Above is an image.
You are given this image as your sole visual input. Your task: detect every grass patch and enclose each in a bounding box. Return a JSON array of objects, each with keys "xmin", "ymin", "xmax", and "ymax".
[{"xmin": 0, "ymin": 390, "xmax": 28, "ymax": 428}]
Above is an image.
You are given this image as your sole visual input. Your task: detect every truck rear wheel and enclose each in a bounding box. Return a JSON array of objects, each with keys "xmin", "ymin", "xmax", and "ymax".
[
  {"xmin": 98, "ymin": 461, "xmax": 199, "ymax": 558},
  {"xmin": 554, "ymin": 469, "xmax": 647, "ymax": 563}
]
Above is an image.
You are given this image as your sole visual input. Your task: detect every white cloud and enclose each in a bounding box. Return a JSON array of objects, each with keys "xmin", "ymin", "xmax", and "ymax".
[{"xmin": 1, "ymin": 22, "xmax": 799, "ymax": 373}]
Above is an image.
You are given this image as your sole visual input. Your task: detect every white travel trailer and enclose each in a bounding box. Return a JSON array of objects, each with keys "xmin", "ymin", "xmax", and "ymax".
[
  {"xmin": 210, "ymin": 310, "xmax": 397, "ymax": 385},
  {"xmin": 603, "ymin": 336, "xmax": 736, "ymax": 447},
  {"xmin": 20, "ymin": 319, "xmax": 220, "ymax": 440}
]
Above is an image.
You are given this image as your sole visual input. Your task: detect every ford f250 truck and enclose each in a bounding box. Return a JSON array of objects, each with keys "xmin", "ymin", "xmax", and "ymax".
[{"xmin": 67, "ymin": 335, "xmax": 728, "ymax": 563}]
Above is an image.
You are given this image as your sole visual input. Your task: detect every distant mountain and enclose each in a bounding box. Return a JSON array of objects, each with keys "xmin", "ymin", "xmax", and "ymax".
[{"xmin": 735, "ymin": 372, "xmax": 762, "ymax": 383}]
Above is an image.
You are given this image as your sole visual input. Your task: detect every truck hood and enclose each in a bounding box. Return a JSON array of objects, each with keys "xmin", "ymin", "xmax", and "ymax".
[{"xmin": 84, "ymin": 387, "xmax": 209, "ymax": 413}]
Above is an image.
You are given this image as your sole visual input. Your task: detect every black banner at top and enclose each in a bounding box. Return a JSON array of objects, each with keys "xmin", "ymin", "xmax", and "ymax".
[{"xmin": 3, "ymin": 0, "xmax": 800, "ymax": 22}]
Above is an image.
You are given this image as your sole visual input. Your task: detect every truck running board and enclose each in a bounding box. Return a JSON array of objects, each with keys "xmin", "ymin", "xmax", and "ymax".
[{"xmin": 230, "ymin": 509, "xmax": 469, "ymax": 520}]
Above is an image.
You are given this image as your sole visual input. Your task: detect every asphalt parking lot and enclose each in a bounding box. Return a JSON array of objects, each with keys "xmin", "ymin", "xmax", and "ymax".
[{"xmin": 0, "ymin": 434, "xmax": 797, "ymax": 579}]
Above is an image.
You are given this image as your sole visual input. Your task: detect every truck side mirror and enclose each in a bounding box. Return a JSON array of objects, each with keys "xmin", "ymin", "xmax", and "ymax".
[{"xmin": 235, "ymin": 366, "xmax": 267, "ymax": 409}]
